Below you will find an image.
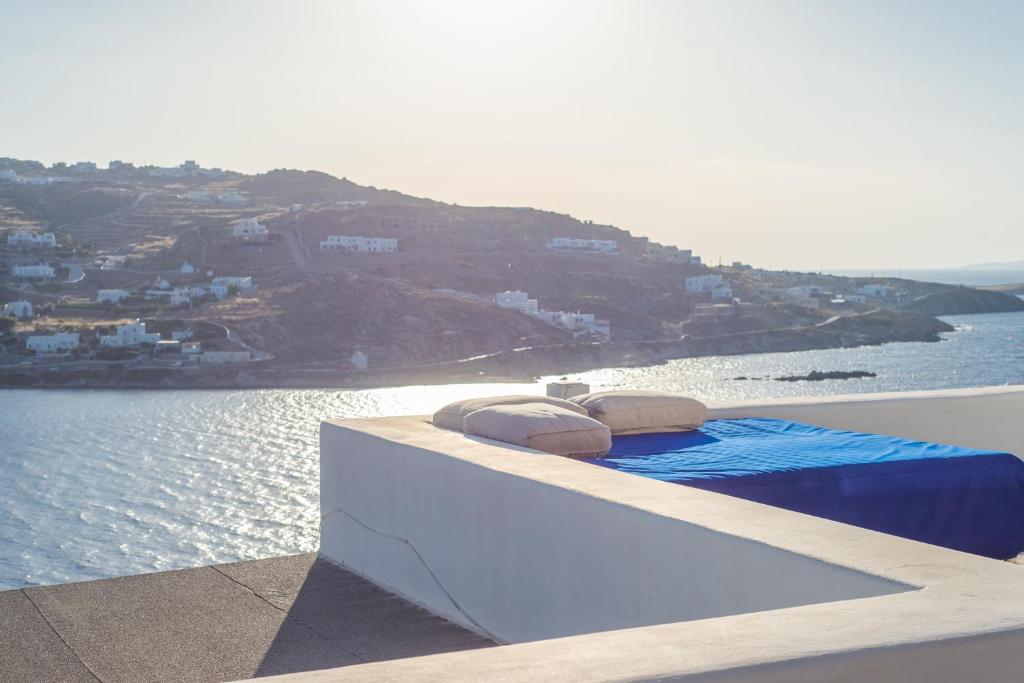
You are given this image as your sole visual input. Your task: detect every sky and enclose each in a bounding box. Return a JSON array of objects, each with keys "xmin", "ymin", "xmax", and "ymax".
[{"xmin": 1, "ymin": 0, "xmax": 1022, "ymax": 270}]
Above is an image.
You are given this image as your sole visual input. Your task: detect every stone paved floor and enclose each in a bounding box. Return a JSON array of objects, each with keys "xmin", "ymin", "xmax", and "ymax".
[{"xmin": 0, "ymin": 553, "xmax": 494, "ymax": 682}]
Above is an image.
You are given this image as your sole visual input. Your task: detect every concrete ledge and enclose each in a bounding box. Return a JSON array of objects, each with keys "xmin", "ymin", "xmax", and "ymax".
[{"xmin": 310, "ymin": 385, "xmax": 1024, "ymax": 681}]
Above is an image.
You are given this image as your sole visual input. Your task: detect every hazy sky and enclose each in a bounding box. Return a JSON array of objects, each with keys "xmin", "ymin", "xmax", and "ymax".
[{"xmin": 2, "ymin": 0, "xmax": 1022, "ymax": 269}]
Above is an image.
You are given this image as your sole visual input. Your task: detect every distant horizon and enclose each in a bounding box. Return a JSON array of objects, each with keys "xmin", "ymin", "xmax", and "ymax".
[{"xmin": 4, "ymin": 0, "xmax": 1023, "ymax": 271}]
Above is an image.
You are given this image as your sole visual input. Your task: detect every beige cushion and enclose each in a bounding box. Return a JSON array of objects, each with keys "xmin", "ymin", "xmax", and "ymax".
[
  {"xmin": 432, "ymin": 394, "xmax": 588, "ymax": 432},
  {"xmin": 463, "ymin": 403, "xmax": 612, "ymax": 458},
  {"xmin": 570, "ymin": 390, "xmax": 707, "ymax": 434}
]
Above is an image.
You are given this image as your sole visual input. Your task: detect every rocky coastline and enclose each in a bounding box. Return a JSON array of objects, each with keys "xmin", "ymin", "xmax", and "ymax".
[{"xmin": 0, "ymin": 309, "xmax": 954, "ymax": 390}]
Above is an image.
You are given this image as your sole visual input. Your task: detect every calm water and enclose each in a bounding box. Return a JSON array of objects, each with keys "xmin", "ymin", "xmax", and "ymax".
[{"xmin": 3, "ymin": 309, "xmax": 1024, "ymax": 590}]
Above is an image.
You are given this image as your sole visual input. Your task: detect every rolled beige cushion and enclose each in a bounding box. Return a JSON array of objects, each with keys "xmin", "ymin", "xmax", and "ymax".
[
  {"xmin": 463, "ymin": 403, "xmax": 612, "ymax": 458},
  {"xmin": 432, "ymin": 394, "xmax": 588, "ymax": 432},
  {"xmin": 570, "ymin": 390, "xmax": 707, "ymax": 435}
]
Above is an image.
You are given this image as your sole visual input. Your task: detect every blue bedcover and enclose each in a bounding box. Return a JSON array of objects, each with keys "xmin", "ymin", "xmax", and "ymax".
[{"xmin": 595, "ymin": 418, "xmax": 1024, "ymax": 559}]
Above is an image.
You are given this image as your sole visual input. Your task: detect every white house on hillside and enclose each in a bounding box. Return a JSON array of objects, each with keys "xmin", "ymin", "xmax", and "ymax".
[
  {"xmin": 547, "ymin": 237, "xmax": 617, "ymax": 253},
  {"xmin": 496, "ymin": 290, "xmax": 610, "ymax": 341},
  {"xmin": 11, "ymin": 264, "xmax": 55, "ymax": 280},
  {"xmin": 496, "ymin": 291, "xmax": 540, "ymax": 316},
  {"xmin": 647, "ymin": 243, "xmax": 698, "ymax": 264},
  {"xmin": 350, "ymin": 350, "xmax": 368, "ymax": 370},
  {"xmin": 3, "ymin": 300, "xmax": 33, "ymax": 318},
  {"xmin": 97, "ymin": 289, "xmax": 130, "ymax": 304},
  {"xmin": 855, "ymin": 284, "xmax": 893, "ymax": 298},
  {"xmin": 26, "ymin": 332, "xmax": 79, "ymax": 354},
  {"xmin": 100, "ymin": 320, "xmax": 161, "ymax": 348},
  {"xmin": 232, "ymin": 218, "xmax": 269, "ymax": 242},
  {"xmin": 320, "ymin": 236, "xmax": 397, "ymax": 253},
  {"xmin": 684, "ymin": 274, "xmax": 724, "ymax": 293},
  {"xmin": 211, "ymin": 276, "xmax": 253, "ymax": 290},
  {"xmin": 180, "ymin": 260, "xmax": 195, "ymax": 273},
  {"xmin": 7, "ymin": 231, "xmax": 57, "ymax": 249}
]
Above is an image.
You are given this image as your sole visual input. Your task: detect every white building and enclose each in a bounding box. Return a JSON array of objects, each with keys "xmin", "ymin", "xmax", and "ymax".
[
  {"xmin": 320, "ymin": 235, "xmax": 398, "ymax": 254},
  {"xmin": 99, "ymin": 320, "xmax": 162, "ymax": 348},
  {"xmin": 216, "ymin": 191, "xmax": 248, "ymax": 205},
  {"xmin": 11, "ymin": 264, "xmax": 55, "ymax": 280},
  {"xmin": 26, "ymin": 332, "xmax": 79, "ymax": 355},
  {"xmin": 182, "ymin": 341, "xmax": 202, "ymax": 355},
  {"xmin": 172, "ymin": 329, "xmax": 194, "ymax": 341},
  {"xmin": 180, "ymin": 260, "xmax": 196, "ymax": 274},
  {"xmin": 496, "ymin": 291, "xmax": 540, "ymax": 316},
  {"xmin": 350, "ymin": 350, "xmax": 368, "ymax": 370},
  {"xmin": 547, "ymin": 237, "xmax": 617, "ymax": 253},
  {"xmin": 7, "ymin": 231, "xmax": 57, "ymax": 249},
  {"xmin": 855, "ymin": 284, "xmax": 893, "ymax": 298},
  {"xmin": 496, "ymin": 290, "xmax": 610, "ymax": 341},
  {"xmin": 199, "ymin": 350, "xmax": 251, "ymax": 364},
  {"xmin": 3, "ymin": 300, "xmax": 32, "ymax": 318},
  {"xmin": 96, "ymin": 289, "xmax": 130, "ymax": 304},
  {"xmin": 647, "ymin": 243, "xmax": 696, "ymax": 264},
  {"xmin": 685, "ymin": 274, "xmax": 725, "ymax": 294},
  {"xmin": 710, "ymin": 285, "xmax": 734, "ymax": 301},
  {"xmin": 211, "ymin": 276, "xmax": 253, "ymax": 290},
  {"xmin": 98, "ymin": 255, "xmax": 126, "ymax": 271},
  {"xmin": 232, "ymin": 218, "xmax": 269, "ymax": 242}
]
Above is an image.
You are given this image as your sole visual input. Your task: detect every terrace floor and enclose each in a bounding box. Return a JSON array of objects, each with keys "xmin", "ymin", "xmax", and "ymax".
[{"xmin": 0, "ymin": 553, "xmax": 495, "ymax": 682}]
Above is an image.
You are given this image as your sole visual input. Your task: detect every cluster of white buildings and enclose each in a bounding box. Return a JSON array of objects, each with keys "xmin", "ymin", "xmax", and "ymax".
[
  {"xmin": 232, "ymin": 218, "xmax": 268, "ymax": 242},
  {"xmin": 0, "ymin": 169, "xmax": 75, "ymax": 185},
  {"xmin": 685, "ymin": 274, "xmax": 733, "ymax": 301},
  {"xmin": 3, "ymin": 300, "xmax": 32, "ymax": 318},
  {"xmin": 11, "ymin": 264, "xmax": 55, "ymax": 280},
  {"xmin": 496, "ymin": 290, "xmax": 611, "ymax": 341},
  {"xmin": 100, "ymin": 320, "xmax": 162, "ymax": 348},
  {"xmin": 141, "ymin": 275, "xmax": 252, "ymax": 307},
  {"xmin": 26, "ymin": 332, "xmax": 79, "ymax": 355},
  {"xmin": 150, "ymin": 160, "xmax": 225, "ymax": 179},
  {"xmin": 6, "ymin": 231, "xmax": 57, "ymax": 249},
  {"xmin": 102, "ymin": 274, "xmax": 253, "ymax": 308},
  {"xmin": 320, "ymin": 235, "xmax": 398, "ymax": 254},
  {"xmin": 546, "ymin": 237, "xmax": 618, "ymax": 253},
  {"xmin": 647, "ymin": 243, "xmax": 701, "ymax": 265},
  {"xmin": 855, "ymin": 284, "xmax": 893, "ymax": 298}
]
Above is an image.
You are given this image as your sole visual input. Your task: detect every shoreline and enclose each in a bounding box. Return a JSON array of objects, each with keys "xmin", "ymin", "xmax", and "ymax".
[{"xmin": 0, "ymin": 309, "xmax": 955, "ymax": 391}]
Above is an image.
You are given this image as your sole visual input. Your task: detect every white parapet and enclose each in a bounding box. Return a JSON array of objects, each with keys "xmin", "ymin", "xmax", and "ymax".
[{"xmin": 309, "ymin": 385, "xmax": 1024, "ymax": 683}]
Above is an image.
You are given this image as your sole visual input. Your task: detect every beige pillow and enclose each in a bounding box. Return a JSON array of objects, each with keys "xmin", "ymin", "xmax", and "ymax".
[
  {"xmin": 571, "ymin": 390, "xmax": 707, "ymax": 435},
  {"xmin": 463, "ymin": 403, "xmax": 612, "ymax": 458},
  {"xmin": 432, "ymin": 394, "xmax": 588, "ymax": 432}
]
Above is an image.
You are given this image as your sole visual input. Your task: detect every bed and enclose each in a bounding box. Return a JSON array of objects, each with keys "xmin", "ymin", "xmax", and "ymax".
[{"xmin": 593, "ymin": 417, "xmax": 1024, "ymax": 559}]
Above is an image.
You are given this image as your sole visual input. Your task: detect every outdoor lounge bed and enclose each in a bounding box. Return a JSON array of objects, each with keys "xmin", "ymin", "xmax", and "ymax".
[{"xmin": 594, "ymin": 417, "xmax": 1024, "ymax": 559}]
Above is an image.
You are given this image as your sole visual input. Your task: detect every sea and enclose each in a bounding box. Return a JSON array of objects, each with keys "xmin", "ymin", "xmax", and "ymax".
[{"xmin": 3, "ymin": 308, "xmax": 1024, "ymax": 590}]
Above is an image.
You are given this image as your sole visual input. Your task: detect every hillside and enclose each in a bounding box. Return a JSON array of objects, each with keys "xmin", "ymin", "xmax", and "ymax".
[
  {"xmin": 193, "ymin": 273, "xmax": 571, "ymax": 366},
  {"xmin": 901, "ymin": 288, "xmax": 1024, "ymax": 316},
  {"xmin": 2, "ymin": 156, "xmax": 1020, "ymax": 387}
]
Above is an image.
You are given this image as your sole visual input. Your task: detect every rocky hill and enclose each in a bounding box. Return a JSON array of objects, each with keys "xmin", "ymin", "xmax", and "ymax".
[
  {"xmin": 2, "ymin": 156, "xmax": 1021, "ymax": 387},
  {"xmin": 901, "ymin": 288, "xmax": 1024, "ymax": 316}
]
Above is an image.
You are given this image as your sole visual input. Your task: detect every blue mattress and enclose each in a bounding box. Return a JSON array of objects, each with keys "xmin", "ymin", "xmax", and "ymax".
[{"xmin": 595, "ymin": 418, "xmax": 1024, "ymax": 559}]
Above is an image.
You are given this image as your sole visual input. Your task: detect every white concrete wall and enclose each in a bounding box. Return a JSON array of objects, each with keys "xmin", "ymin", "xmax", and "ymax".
[
  {"xmin": 708, "ymin": 384, "xmax": 1024, "ymax": 456},
  {"xmin": 320, "ymin": 418, "xmax": 906, "ymax": 644},
  {"xmin": 303, "ymin": 386, "xmax": 1024, "ymax": 683}
]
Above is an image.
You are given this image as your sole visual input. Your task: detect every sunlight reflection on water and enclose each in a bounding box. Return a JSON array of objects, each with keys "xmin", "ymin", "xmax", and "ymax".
[{"xmin": 2, "ymin": 310, "xmax": 1023, "ymax": 589}]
